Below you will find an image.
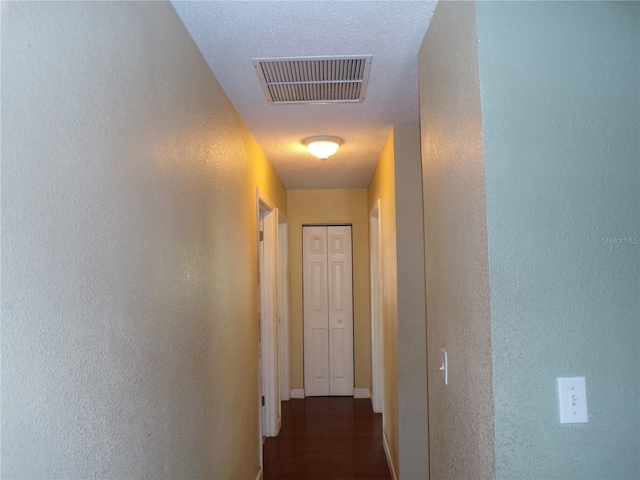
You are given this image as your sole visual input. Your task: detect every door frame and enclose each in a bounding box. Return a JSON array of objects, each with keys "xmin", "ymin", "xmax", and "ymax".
[
  {"xmin": 278, "ymin": 214, "xmax": 290, "ymax": 401},
  {"xmin": 370, "ymin": 200, "xmax": 384, "ymax": 414},
  {"xmin": 257, "ymin": 189, "xmax": 280, "ymax": 443}
]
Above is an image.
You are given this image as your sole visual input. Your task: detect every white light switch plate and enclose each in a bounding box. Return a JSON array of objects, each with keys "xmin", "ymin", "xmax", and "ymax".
[
  {"xmin": 439, "ymin": 349, "xmax": 448, "ymax": 385},
  {"xmin": 557, "ymin": 377, "xmax": 588, "ymax": 424}
]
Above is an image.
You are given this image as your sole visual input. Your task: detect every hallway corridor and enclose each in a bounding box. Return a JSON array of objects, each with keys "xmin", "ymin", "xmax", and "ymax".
[{"xmin": 263, "ymin": 397, "xmax": 392, "ymax": 479}]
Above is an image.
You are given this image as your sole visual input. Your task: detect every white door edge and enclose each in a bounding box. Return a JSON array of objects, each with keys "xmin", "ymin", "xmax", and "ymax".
[{"xmin": 257, "ymin": 188, "xmax": 280, "ymax": 445}]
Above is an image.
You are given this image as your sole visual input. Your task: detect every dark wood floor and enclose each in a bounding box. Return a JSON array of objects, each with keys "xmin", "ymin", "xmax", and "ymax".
[{"xmin": 263, "ymin": 397, "xmax": 392, "ymax": 479}]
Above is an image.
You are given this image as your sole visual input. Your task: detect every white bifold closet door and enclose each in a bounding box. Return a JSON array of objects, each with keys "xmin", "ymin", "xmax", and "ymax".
[{"xmin": 303, "ymin": 226, "xmax": 354, "ymax": 396}]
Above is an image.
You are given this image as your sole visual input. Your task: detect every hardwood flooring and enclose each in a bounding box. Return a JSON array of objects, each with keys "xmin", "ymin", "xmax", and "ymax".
[{"xmin": 263, "ymin": 397, "xmax": 392, "ymax": 479}]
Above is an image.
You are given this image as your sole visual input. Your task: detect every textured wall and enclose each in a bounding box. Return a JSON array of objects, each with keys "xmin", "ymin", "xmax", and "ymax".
[
  {"xmin": 476, "ymin": 2, "xmax": 640, "ymax": 478},
  {"xmin": 287, "ymin": 189, "xmax": 371, "ymax": 391},
  {"xmin": 1, "ymin": 2, "xmax": 286, "ymax": 478},
  {"xmin": 418, "ymin": 2, "xmax": 496, "ymax": 479},
  {"xmin": 367, "ymin": 133, "xmax": 399, "ymax": 478},
  {"xmin": 393, "ymin": 125, "xmax": 429, "ymax": 479}
]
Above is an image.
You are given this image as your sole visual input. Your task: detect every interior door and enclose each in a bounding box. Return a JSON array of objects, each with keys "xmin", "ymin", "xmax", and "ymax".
[{"xmin": 303, "ymin": 226, "xmax": 354, "ymax": 396}]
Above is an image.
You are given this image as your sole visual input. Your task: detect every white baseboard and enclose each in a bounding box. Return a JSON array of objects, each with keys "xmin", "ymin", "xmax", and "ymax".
[
  {"xmin": 255, "ymin": 467, "xmax": 263, "ymax": 480},
  {"xmin": 383, "ymin": 431, "xmax": 398, "ymax": 480},
  {"xmin": 290, "ymin": 388, "xmax": 305, "ymax": 399},
  {"xmin": 291, "ymin": 388, "xmax": 371, "ymax": 399},
  {"xmin": 354, "ymin": 388, "xmax": 371, "ymax": 399}
]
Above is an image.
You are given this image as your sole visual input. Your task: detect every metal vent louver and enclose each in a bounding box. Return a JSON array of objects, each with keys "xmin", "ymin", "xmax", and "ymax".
[{"xmin": 253, "ymin": 55, "xmax": 373, "ymax": 104}]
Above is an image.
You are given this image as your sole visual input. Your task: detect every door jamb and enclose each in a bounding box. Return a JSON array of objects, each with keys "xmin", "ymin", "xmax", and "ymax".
[
  {"xmin": 370, "ymin": 200, "xmax": 384, "ymax": 414},
  {"xmin": 257, "ymin": 188, "xmax": 280, "ymax": 447},
  {"xmin": 278, "ymin": 213, "xmax": 290, "ymax": 401}
]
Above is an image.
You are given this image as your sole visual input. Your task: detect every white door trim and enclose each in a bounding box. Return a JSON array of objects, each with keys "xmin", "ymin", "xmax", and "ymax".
[
  {"xmin": 383, "ymin": 431, "xmax": 398, "ymax": 480},
  {"xmin": 257, "ymin": 189, "xmax": 280, "ymax": 445},
  {"xmin": 277, "ymin": 213, "xmax": 290, "ymax": 401},
  {"xmin": 370, "ymin": 200, "xmax": 384, "ymax": 414}
]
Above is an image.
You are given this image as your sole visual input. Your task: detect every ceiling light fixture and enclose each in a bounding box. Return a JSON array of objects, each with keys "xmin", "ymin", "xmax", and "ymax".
[{"xmin": 304, "ymin": 136, "xmax": 342, "ymax": 160}]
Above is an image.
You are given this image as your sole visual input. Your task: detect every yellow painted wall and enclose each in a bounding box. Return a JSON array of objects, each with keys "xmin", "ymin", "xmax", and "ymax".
[
  {"xmin": 2, "ymin": 2, "xmax": 285, "ymax": 478},
  {"xmin": 252, "ymin": 141, "xmax": 288, "ymax": 215},
  {"xmin": 287, "ymin": 189, "xmax": 371, "ymax": 391},
  {"xmin": 366, "ymin": 133, "xmax": 399, "ymax": 477}
]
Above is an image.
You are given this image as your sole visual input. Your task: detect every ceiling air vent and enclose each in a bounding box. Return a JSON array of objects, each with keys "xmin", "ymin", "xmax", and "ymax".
[{"xmin": 253, "ymin": 55, "xmax": 373, "ymax": 105}]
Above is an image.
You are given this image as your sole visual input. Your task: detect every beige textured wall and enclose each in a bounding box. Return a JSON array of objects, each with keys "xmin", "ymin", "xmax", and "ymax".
[
  {"xmin": 367, "ymin": 133, "xmax": 399, "ymax": 477},
  {"xmin": 418, "ymin": 2, "xmax": 495, "ymax": 479},
  {"xmin": 287, "ymin": 189, "xmax": 371, "ymax": 391},
  {"xmin": 2, "ymin": 2, "xmax": 285, "ymax": 478}
]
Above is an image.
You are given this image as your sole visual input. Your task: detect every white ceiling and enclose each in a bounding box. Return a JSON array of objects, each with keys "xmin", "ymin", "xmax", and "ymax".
[{"xmin": 172, "ymin": 1, "xmax": 437, "ymax": 189}]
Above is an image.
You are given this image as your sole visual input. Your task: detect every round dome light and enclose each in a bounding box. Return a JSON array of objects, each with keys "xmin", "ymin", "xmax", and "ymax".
[{"xmin": 304, "ymin": 136, "xmax": 342, "ymax": 160}]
